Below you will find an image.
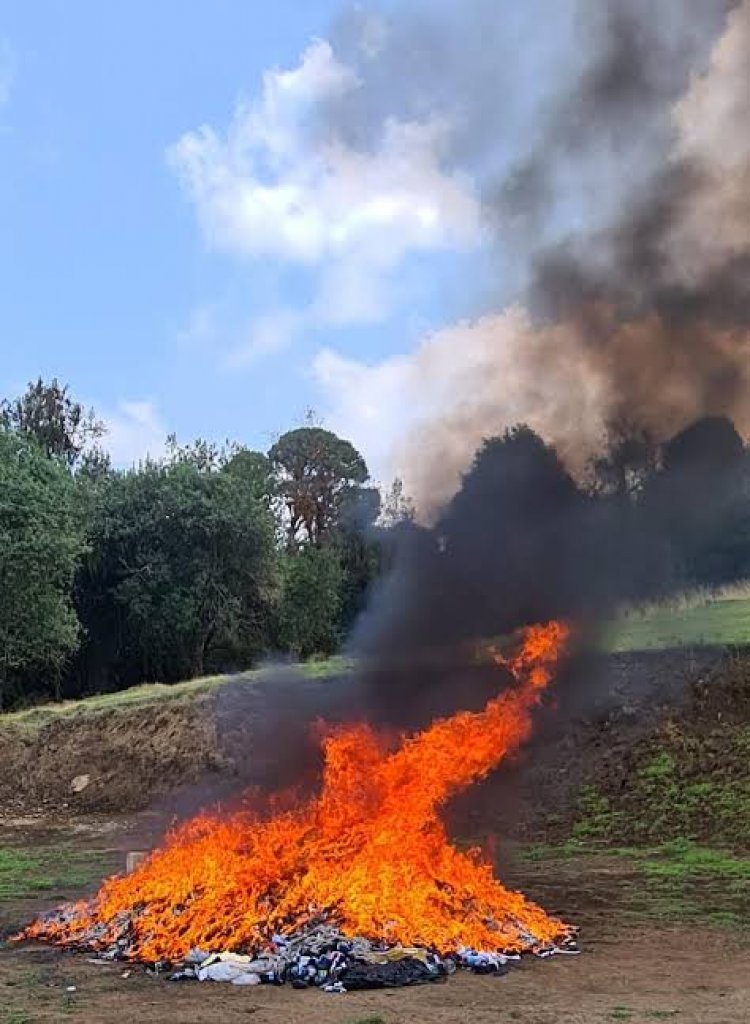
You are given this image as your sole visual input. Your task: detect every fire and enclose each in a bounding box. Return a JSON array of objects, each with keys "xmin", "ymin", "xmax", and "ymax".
[{"xmin": 23, "ymin": 621, "xmax": 572, "ymax": 962}]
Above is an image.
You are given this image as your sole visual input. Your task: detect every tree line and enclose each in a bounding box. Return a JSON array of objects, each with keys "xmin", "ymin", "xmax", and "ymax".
[
  {"xmin": 2, "ymin": 377, "xmax": 750, "ymax": 710},
  {"xmin": 0, "ymin": 379, "xmax": 417, "ymax": 709}
]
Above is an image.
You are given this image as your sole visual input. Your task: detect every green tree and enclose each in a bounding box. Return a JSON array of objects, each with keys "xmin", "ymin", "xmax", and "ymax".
[
  {"xmin": 76, "ymin": 447, "xmax": 279, "ymax": 685},
  {"xmin": 275, "ymin": 544, "xmax": 344, "ymax": 658},
  {"xmin": 224, "ymin": 448, "xmax": 274, "ymax": 505},
  {"xmin": 643, "ymin": 416, "xmax": 750, "ymax": 586},
  {"xmin": 331, "ymin": 486, "xmax": 382, "ymax": 632},
  {"xmin": 269, "ymin": 427, "xmax": 369, "ymax": 549},
  {"xmin": 0, "ymin": 431, "xmax": 85, "ymax": 706},
  {"xmin": 1, "ymin": 377, "xmax": 105, "ymax": 469}
]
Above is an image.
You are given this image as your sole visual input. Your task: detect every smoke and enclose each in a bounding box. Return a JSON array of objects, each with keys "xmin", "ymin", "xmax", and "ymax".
[
  {"xmin": 182, "ymin": 4, "xmax": 750, "ymax": 795},
  {"xmin": 316, "ymin": 1, "xmax": 750, "ymax": 733},
  {"xmin": 317, "ymin": 1, "xmax": 749, "ymax": 508}
]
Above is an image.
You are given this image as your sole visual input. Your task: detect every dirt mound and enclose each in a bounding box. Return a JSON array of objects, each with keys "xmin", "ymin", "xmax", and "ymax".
[
  {"xmin": 0, "ymin": 696, "xmax": 225, "ymax": 816},
  {"xmin": 585, "ymin": 652, "xmax": 750, "ymax": 848},
  {"xmin": 451, "ymin": 646, "xmax": 747, "ymax": 846}
]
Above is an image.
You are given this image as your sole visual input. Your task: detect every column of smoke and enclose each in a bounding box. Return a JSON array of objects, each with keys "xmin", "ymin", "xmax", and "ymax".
[
  {"xmin": 334, "ymin": 0, "xmax": 750, "ymax": 722},
  {"xmin": 214, "ymin": 2, "xmax": 749, "ymax": 810},
  {"xmin": 326, "ymin": 0, "xmax": 749, "ymax": 510}
]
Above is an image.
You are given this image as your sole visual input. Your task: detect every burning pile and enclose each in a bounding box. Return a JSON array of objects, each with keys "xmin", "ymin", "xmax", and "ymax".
[{"xmin": 21, "ymin": 622, "xmax": 576, "ymax": 989}]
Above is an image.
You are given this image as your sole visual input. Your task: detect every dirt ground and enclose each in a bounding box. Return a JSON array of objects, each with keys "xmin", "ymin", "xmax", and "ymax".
[
  {"xmin": 1, "ymin": 815, "xmax": 748, "ymax": 1024},
  {"xmin": 2, "ymin": 932, "xmax": 747, "ymax": 1024}
]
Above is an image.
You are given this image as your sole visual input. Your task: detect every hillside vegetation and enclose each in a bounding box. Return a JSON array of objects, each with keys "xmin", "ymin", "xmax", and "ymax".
[{"xmin": 5, "ymin": 377, "xmax": 750, "ymax": 719}]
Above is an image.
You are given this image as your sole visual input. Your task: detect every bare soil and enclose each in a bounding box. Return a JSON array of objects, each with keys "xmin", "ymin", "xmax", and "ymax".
[
  {"xmin": 0, "ymin": 696, "xmax": 225, "ymax": 817},
  {"xmin": 2, "ymin": 932, "xmax": 747, "ymax": 1024},
  {"xmin": 1, "ymin": 817, "xmax": 747, "ymax": 1024}
]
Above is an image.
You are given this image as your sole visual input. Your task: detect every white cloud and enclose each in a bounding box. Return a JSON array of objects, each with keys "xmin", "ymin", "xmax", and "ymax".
[
  {"xmin": 102, "ymin": 401, "xmax": 168, "ymax": 467},
  {"xmin": 168, "ymin": 39, "xmax": 481, "ymax": 334}
]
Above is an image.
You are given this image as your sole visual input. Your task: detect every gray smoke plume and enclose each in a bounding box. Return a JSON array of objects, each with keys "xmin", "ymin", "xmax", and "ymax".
[{"xmin": 319, "ymin": 0, "xmax": 750, "ymax": 508}]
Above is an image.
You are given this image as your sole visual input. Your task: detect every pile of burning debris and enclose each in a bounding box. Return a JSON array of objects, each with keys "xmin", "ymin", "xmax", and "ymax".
[
  {"xmin": 19, "ymin": 623, "xmax": 578, "ymax": 993},
  {"xmin": 39, "ymin": 915, "xmax": 578, "ymax": 992}
]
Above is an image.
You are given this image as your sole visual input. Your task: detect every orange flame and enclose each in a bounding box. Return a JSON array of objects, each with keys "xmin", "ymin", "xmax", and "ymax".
[{"xmin": 23, "ymin": 621, "xmax": 571, "ymax": 961}]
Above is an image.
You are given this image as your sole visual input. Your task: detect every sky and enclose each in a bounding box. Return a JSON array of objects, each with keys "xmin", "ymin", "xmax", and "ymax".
[
  {"xmin": 5, "ymin": 0, "xmax": 724, "ymax": 489},
  {"xmin": 0, "ymin": 0, "xmax": 557, "ymax": 483}
]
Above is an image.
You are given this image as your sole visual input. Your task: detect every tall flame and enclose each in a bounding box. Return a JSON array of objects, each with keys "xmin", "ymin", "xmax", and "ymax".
[{"xmin": 24, "ymin": 621, "xmax": 571, "ymax": 960}]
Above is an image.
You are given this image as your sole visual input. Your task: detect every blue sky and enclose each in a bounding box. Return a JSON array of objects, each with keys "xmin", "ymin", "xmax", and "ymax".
[
  {"xmin": 1, "ymin": 2, "xmax": 340, "ymax": 455},
  {"xmin": 0, "ymin": 0, "xmax": 495, "ymax": 477}
]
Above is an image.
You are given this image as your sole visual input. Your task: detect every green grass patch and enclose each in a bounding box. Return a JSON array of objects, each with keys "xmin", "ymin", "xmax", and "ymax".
[
  {"xmin": 606, "ymin": 594, "xmax": 750, "ymax": 652},
  {"xmin": 571, "ymin": 786, "xmax": 623, "ymax": 842},
  {"xmin": 522, "ymin": 838, "xmax": 588, "ymax": 862},
  {"xmin": 608, "ymin": 1011, "xmax": 679, "ymax": 1022},
  {"xmin": 0, "ymin": 846, "xmax": 111, "ymax": 901},
  {"xmin": 616, "ymin": 838, "xmax": 750, "ymax": 883},
  {"xmin": 0, "ymin": 655, "xmax": 353, "ymax": 733},
  {"xmin": 571, "ymin": 730, "xmax": 750, "ymax": 849},
  {"xmin": 523, "ymin": 839, "xmax": 749, "ymax": 929}
]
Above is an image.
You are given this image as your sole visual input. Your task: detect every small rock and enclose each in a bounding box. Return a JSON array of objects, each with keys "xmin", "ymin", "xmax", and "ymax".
[{"xmin": 70, "ymin": 774, "xmax": 90, "ymax": 793}]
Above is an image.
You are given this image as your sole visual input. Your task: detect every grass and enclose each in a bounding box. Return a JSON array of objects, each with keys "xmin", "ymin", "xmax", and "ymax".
[
  {"xmin": 567, "ymin": 729, "xmax": 750, "ymax": 850},
  {"xmin": 608, "ymin": 1012, "xmax": 679, "ymax": 1021},
  {"xmin": 619, "ymin": 838, "xmax": 750, "ymax": 883},
  {"xmin": 0, "ymin": 846, "xmax": 112, "ymax": 901},
  {"xmin": 606, "ymin": 585, "xmax": 750, "ymax": 652},
  {"xmin": 1, "ymin": 654, "xmax": 354, "ymax": 733},
  {"xmin": 522, "ymin": 839, "xmax": 749, "ymax": 929}
]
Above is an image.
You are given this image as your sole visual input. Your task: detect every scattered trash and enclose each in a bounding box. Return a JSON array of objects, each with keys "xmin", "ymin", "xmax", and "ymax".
[
  {"xmin": 153, "ymin": 921, "xmax": 578, "ymax": 992},
  {"xmin": 339, "ymin": 956, "xmax": 444, "ymax": 990},
  {"xmin": 28, "ymin": 901, "xmax": 579, "ymax": 994},
  {"xmin": 70, "ymin": 774, "xmax": 90, "ymax": 793},
  {"xmin": 232, "ymin": 973, "xmax": 262, "ymax": 987},
  {"xmin": 168, "ymin": 968, "xmax": 196, "ymax": 982}
]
